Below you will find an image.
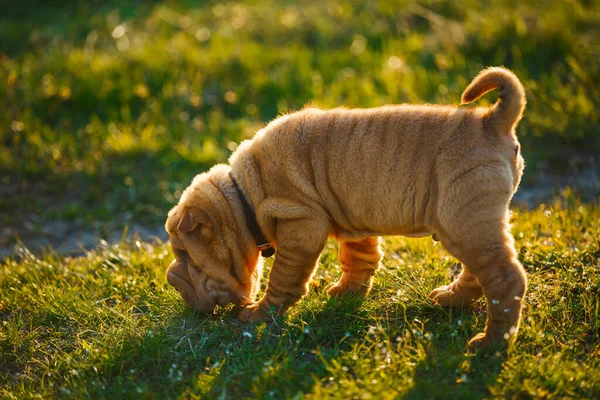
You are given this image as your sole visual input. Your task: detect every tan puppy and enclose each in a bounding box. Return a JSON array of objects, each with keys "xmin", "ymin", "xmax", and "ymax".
[{"xmin": 165, "ymin": 67, "xmax": 527, "ymax": 350}]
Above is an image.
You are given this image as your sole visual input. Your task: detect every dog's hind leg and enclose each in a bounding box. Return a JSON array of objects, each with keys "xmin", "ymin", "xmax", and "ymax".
[
  {"xmin": 436, "ymin": 216, "xmax": 527, "ymax": 351},
  {"xmin": 327, "ymin": 236, "xmax": 383, "ymax": 297},
  {"xmin": 430, "ymin": 267, "xmax": 484, "ymax": 308}
]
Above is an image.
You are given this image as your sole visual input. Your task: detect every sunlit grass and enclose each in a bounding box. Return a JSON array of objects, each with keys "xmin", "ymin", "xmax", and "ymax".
[
  {"xmin": 1, "ymin": 1, "xmax": 599, "ymax": 397},
  {"xmin": 1, "ymin": 198, "xmax": 599, "ymax": 398}
]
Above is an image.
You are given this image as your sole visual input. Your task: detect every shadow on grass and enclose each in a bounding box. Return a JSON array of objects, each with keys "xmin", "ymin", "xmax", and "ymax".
[
  {"xmin": 398, "ymin": 302, "xmax": 504, "ymax": 399},
  {"xmin": 88, "ymin": 295, "xmax": 370, "ymax": 398},
  {"xmin": 405, "ymin": 353, "xmax": 504, "ymax": 400},
  {"xmin": 90, "ymin": 290, "xmax": 507, "ymax": 398}
]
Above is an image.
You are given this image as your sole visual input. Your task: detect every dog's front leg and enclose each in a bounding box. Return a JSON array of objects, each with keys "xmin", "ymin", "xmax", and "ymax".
[{"xmin": 239, "ymin": 218, "xmax": 329, "ymax": 323}]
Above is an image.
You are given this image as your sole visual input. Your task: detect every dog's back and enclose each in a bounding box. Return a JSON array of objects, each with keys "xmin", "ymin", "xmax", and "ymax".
[
  {"xmin": 230, "ymin": 67, "xmax": 525, "ymax": 239},
  {"xmin": 300, "ymin": 105, "xmax": 468, "ymax": 236}
]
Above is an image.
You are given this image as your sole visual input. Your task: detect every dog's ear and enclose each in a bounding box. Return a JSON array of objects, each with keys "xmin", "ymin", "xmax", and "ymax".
[
  {"xmin": 177, "ymin": 209, "xmax": 203, "ymax": 232},
  {"xmin": 177, "ymin": 209, "xmax": 214, "ymax": 238},
  {"xmin": 177, "ymin": 209, "xmax": 198, "ymax": 232}
]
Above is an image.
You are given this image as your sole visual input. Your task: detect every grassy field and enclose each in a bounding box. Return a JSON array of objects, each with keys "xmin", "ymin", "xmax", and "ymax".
[
  {"xmin": 1, "ymin": 0, "xmax": 600, "ymax": 398},
  {"xmin": 2, "ymin": 198, "xmax": 599, "ymax": 398},
  {"xmin": 1, "ymin": 0, "xmax": 599, "ymax": 243}
]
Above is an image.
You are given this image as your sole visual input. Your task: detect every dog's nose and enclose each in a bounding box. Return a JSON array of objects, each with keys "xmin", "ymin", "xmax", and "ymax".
[{"xmin": 166, "ymin": 259, "xmax": 198, "ymax": 306}]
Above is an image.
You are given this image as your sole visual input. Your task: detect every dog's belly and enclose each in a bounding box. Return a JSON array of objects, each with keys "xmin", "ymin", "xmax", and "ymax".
[
  {"xmin": 336, "ymin": 229, "xmax": 434, "ymax": 240},
  {"xmin": 400, "ymin": 231, "xmax": 433, "ymax": 238}
]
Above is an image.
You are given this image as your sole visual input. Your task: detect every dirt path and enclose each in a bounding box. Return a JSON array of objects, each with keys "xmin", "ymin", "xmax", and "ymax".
[{"xmin": 2, "ymin": 165, "xmax": 598, "ymax": 259}]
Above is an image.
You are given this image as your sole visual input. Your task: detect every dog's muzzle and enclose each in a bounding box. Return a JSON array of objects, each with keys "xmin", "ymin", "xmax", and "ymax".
[{"xmin": 166, "ymin": 256, "xmax": 234, "ymax": 313}]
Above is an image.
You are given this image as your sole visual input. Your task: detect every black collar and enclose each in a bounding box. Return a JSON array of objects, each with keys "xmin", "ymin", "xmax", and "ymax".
[{"xmin": 229, "ymin": 173, "xmax": 275, "ymax": 258}]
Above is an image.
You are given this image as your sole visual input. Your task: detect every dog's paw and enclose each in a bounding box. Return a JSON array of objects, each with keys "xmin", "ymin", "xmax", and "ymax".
[
  {"xmin": 326, "ymin": 282, "xmax": 368, "ymax": 297},
  {"xmin": 429, "ymin": 285, "xmax": 455, "ymax": 307},
  {"xmin": 467, "ymin": 332, "xmax": 508, "ymax": 353},
  {"xmin": 238, "ymin": 303, "xmax": 270, "ymax": 323},
  {"xmin": 430, "ymin": 284, "xmax": 482, "ymax": 309},
  {"xmin": 326, "ymin": 283, "xmax": 348, "ymax": 297},
  {"xmin": 467, "ymin": 332, "xmax": 489, "ymax": 350}
]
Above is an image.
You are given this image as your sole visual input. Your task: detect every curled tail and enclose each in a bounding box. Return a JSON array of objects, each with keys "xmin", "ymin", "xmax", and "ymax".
[{"xmin": 461, "ymin": 67, "xmax": 526, "ymax": 134}]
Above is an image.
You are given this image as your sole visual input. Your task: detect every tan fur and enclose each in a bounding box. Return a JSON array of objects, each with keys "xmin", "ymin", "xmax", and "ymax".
[{"xmin": 165, "ymin": 67, "xmax": 527, "ymax": 350}]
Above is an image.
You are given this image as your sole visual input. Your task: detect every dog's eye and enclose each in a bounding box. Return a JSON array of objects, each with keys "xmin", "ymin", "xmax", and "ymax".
[{"xmin": 200, "ymin": 225, "xmax": 214, "ymax": 238}]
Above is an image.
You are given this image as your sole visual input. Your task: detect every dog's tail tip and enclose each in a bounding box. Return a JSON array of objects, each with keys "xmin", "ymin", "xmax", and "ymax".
[
  {"xmin": 460, "ymin": 86, "xmax": 480, "ymax": 105},
  {"xmin": 461, "ymin": 67, "xmax": 526, "ymax": 132}
]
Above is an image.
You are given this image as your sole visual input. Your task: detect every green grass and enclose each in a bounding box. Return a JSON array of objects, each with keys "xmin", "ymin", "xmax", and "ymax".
[
  {"xmin": 2, "ymin": 196, "xmax": 599, "ymax": 398},
  {"xmin": 1, "ymin": 0, "xmax": 600, "ymax": 398}
]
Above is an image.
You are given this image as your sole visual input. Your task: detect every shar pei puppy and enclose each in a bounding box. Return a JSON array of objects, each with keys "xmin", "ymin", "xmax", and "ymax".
[{"xmin": 166, "ymin": 67, "xmax": 527, "ymax": 350}]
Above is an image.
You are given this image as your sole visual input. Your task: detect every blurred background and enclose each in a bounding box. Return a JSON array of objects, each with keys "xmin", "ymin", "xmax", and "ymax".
[{"xmin": 1, "ymin": 0, "xmax": 599, "ymax": 255}]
